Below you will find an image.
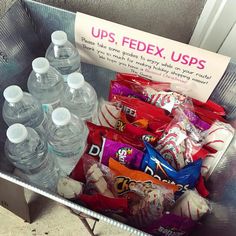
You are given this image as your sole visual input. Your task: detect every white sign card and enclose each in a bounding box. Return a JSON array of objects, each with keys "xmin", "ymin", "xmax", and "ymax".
[{"xmin": 75, "ymin": 13, "xmax": 230, "ymax": 102}]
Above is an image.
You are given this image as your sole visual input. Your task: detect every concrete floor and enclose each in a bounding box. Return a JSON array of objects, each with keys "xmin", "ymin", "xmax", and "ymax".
[{"xmin": 0, "ymin": 191, "xmax": 132, "ymax": 236}]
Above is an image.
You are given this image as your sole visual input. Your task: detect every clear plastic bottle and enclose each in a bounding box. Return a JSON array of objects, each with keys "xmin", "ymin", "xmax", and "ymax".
[
  {"xmin": 45, "ymin": 31, "xmax": 81, "ymax": 83},
  {"xmin": 5, "ymin": 124, "xmax": 59, "ymax": 191},
  {"xmin": 2, "ymin": 85, "xmax": 47, "ymax": 134},
  {"xmin": 62, "ymin": 72, "xmax": 98, "ymax": 122},
  {"xmin": 47, "ymin": 107, "xmax": 88, "ymax": 175},
  {"xmin": 27, "ymin": 57, "xmax": 64, "ymax": 114}
]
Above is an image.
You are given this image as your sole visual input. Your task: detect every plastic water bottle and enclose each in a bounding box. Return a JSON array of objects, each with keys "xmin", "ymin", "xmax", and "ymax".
[
  {"xmin": 62, "ymin": 72, "xmax": 98, "ymax": 122},
  {"xmin": 27, "ymin": 57, "xmax": 64, "ymax": 114},
  {"xmin": 45, "ymin": 31, "xmax": 81, "ymax": 83},
  {"xmin": 2, "ymin": 85, "xmax": 47, "ymax": 134},
  {"xmin": 5, "ymin": 124, "xmax": 59, "ymax": 191},
  {"xmin": 47, "ymin": 107, "xmax": 88, "ymax": 175}
]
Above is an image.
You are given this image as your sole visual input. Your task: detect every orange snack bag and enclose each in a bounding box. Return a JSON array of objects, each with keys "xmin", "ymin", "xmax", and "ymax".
[{"xmin": 109, "ymin": 159, "xmax": 178, "ymax": 193}]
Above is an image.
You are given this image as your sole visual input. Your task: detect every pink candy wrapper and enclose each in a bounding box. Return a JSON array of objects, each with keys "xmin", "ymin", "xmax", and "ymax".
[{"xmin": 184, "ymin": 109, "xmax": 211, "ymax": 131}]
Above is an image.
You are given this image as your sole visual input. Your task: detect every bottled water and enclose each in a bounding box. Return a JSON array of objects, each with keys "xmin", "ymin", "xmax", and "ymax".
[
  {"xmin": 2, "ymin": 85, "xmax": 47, "ymax": 134},
  {"xmin": 45, "ymin": 31, "xmax": 81, "ymax": 83},
  {"xmin": 62, "ymin": 72, "xmax": 98, "ymax": 122},
  {"xmin": 27, "ymin": 57, "xmax": 64, "ymax": 114},
  {"xmin": 47, "ymin": 107, "xmax": 88, "ymax": 175},
  {"xmin": 5, "ymin": 124, "xmax": 59, "ymax": 191}
]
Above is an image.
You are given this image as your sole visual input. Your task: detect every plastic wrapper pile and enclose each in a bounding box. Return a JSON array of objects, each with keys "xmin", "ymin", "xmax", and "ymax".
[{"xmin": 57, "ymin": 73, "xmax": 235, "ymax": 235}]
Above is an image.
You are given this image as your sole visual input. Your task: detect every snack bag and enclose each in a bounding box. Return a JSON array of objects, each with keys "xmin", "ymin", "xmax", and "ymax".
[
  {"xmin": 111, "ymin": 95, "xmax": 171, "ymax": 124},
  {"xmin": 109, "ymin": 80, "xmax": 147, "ymax": 101},
  {"xmin": 83, "ymin": 156, "xmax": 115, "ymax": 198},
  {"xmin": 70, "ymin": 121, "xmax": 145, "ymax": 183},
  {"xmin": 171, "ymin": 190, "xmax": 210, "ymax": 221},
  {"xmin": 116, "ymin": 114, "xmax": 161, "ymax": 145},
  {"xmin": 115, "ymin": 73, "xmax": 226, "ymax": 117},
  {"xmin": 109, "ymin": 158, "xmax": 178, "ymax": 193},
  {"xmin": 97, "ymin": 100, "xmax": 121, "ymax": 128},
  {"xmin": 201, "ymin": 121, "xmax": 235, "ymax": 178},
  {"xmin": 108, "ymin": 150, "xmax": 176, "ymax": 229},
  {"xmin": 141, "ymin": 142, "xmax": 202, "ymax": 196},
  {"xmin": 86, "ymin": 122, "xmax": 144, "ymax": 159},
  {"xmin": 204, "ymin": 121, "xmax": 234, "ymax": 151},
  {"xmin": 70, "ymin": 156, "xmax": 129, "ymax": 215},
  {"xmin": 115, "ymin": 73, "xmax": 226, "ymax": 119},
  {"xmin": 99, "ymin": 138, "xmax": 144, "ymax": 169},
  {"xmin": 183, "ymin": 109, "xmax": 211, "ymax": 131},
  {"xmin": 156, "ymin": 109, "xmax": 205, "ymax": 169},
  {"xmin": 143, "ymin": 87, "xmax": 189, "ymax": 113},
  {"xmin": 128, "ymin": 184, "xmax": 174, "ymax": 228},
  {"xmin": 70, "ymin": 154, "xmax": 91, "ymax": 183}
]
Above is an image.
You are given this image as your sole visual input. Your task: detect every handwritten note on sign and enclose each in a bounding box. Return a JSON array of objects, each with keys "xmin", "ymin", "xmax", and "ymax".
[{"xmin": 75, "ymin": 13, "xmax": 230, "ymax": 102}]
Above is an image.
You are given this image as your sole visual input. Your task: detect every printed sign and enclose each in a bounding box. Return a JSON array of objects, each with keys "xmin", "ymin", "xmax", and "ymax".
[{"xmin": 75, "ymin": 13, "xmax": 230, "ymax": 102}]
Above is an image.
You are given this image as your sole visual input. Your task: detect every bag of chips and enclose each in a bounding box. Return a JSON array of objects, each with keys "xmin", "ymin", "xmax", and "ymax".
[
  {"xmin": 156, "ymin": 109, "xmax": 206, "ymax": 169},
  {"xmin": 99, "ymin": 138, "xmax": 144, "ymax": 169},
  {"xmin": 141, "ymin": 142, "xmax": 202, "ymax": 196},
  {"xmin": 109, "ymin": 158, "xmax": 178, "ymax": 193}
]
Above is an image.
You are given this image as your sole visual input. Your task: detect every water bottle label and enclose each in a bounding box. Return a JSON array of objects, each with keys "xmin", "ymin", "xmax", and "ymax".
[{"xmin": 42, "ymin": 100, "xmax": 60, "ymax": 114}]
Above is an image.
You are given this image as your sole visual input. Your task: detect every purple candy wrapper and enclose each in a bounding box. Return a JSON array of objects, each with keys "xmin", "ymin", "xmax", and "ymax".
[
  {"xmin": 145, "ymin": 213, "xmax": 196, "ymax": 236},
  {"xmin": 184, "ymin": 109, "xmax": 210, "ymax": 131},
  {"xmin": 99, "ymin": 138, "xmax": 144, "ymax": 169},
  {"xmin": 110, "ymin": 81, "xmax": 147, "ymax": 101}
]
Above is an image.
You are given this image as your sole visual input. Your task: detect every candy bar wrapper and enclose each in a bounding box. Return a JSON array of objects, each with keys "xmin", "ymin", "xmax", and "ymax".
[
  {"xmin": 83, "ymin": 156, "xmax": 115, "ymax": 198},
  {"xmin": 144, "ymin": 213, "xmax": 196, "ymax": 236},
  {"xmin": 97, "ymin": 99, "xmax": 121, "ymax": 129},
  {"xmin": 99, "ymin": 137, "xmax": 144, "ymax": 169},
  {"xmin": 171, "ymin": 190, "xmax": 210, "ymax": 221},
  {"xmin": 57, "ymin": 177, "xmax": 84, "ymax": 199},
  {"xmin": 156, "ymin": 109, "xmax": 204, "ymax": 170},
  {"xmin": 184, "ymin": 109, "xmax": 211, "ymax": 131},
  {"xmin": 109, "ymin": 80, "xmax": 147, "ymax": 101},
  {"xmin": 141, "ymin": 142, "xmax": 202, "ymax": 196}
]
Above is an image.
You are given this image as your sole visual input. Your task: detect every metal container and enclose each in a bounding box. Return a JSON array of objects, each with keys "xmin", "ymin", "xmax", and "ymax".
[{"xmin": 0, "ymin": 1, "xmax": 236, "ymax": 235}]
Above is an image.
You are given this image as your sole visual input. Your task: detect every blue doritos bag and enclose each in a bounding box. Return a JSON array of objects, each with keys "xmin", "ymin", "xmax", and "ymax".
[{"xmin": 141, "ymin": 142, "xmax": 202, "ymax": 196}]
